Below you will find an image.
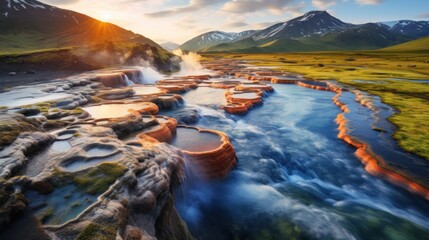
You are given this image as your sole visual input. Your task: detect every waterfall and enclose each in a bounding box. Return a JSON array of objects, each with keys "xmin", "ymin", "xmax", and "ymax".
[
  {"xmin": 137, "ymin": 67, "xmax": 164, "ymax": 84},
  {"xmin": 123, "ymin": 74, "xmax": 134, "ymax": 86}
]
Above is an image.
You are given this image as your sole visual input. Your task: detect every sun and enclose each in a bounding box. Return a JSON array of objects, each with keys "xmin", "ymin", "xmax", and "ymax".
[{"xmin": 97, "ymin": 12, "xmax": 114, "ymax": 23}]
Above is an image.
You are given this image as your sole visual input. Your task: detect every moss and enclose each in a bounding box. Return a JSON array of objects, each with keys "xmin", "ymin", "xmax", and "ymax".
[
  {"xmin": 49, "ymin": 107, "xmax": 84, "ymax": 116},
  {"xmin": 0, "ymin": 115, "xmax": 40, "ymax": 147},
  {"xmin": 21, "ymin": 101, "xmax": 55, "ymax": 113},
  {"xmin": 73, "ymin": 163, "xmax": 126, "ymax": 195},
  {"xmin": 76, "ymin": 223, "xmax": 117, "ymax": 240},
  {"xmin": 43, "ymin": 120, "xmax": 69, "ymax": 131},
  {"xmin": 36, "ymin": 206, "xmax": 54, "ymax": 224},
  {"xmin": 72, "ymin": 132, "xmax": 81, "ymax": 138},
  {"xmin": 71, "ymin": 107, "xmax": 84, "ymax": 114},
  {"xmin": 71, "ymin": 201, "xmax": 81, "ymax": 208}
]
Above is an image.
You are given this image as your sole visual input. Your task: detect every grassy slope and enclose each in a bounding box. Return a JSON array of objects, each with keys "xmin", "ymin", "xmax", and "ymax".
[
  {"xmin": 0, "ymin": 41, "xmax": 175, "ymax": 72},
  {"xmin": 381, "ymin": 36, "xmax": 429, "ymax": 52},
  {"xmin": 203, "ymin": 50, "xmax": 429, "ymax": 159}
]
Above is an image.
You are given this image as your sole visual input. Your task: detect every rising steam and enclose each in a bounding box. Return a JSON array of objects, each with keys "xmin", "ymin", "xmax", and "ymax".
[{"xmin": 172, "ymin": 49, "xmax": 213, "ymax": 76}]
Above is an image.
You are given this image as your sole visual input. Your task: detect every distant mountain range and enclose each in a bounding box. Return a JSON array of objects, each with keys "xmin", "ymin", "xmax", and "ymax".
[
  {"xmin": 180, "ymin": 30, "xmax": 257, "ymax": 51},
  {"xmin": 0, "ymin": 0, "xmax": 160, "ymax": 52},
  {"xmin": 179, "ymin": 11, "xmax": 429, "ymax": 52},
  {"xmin": 161, "ymin": 42, "xmax": 180, "ymax": 51}
]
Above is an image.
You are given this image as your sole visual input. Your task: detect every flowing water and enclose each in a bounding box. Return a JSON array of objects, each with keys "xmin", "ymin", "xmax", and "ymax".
[{"xmin": 173, "ymin": 84, "xmax": 429, "ymax": 240}]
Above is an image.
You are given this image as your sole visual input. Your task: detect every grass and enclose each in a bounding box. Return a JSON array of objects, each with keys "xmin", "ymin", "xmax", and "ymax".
[
  {"xmin": 76, "ymin": 223, "xmax": 117, "ymax": 240},
  {"xmin": 381, "ymin": 36, "xmax": 429, "ymax": 52},
  {"xmin": 21, "ymin": 101, "xmax": 56, "ymax": 114},
  {"xmin": 0, "ymin": 40, "xmax": 176, "ymax": 71},
  {"xmin": 203, "ymin": 50, "xmax": 429, "ymax": 159},
  {"xmin": 73, "ymin": 163, "xmax": 126, "ymax": 195}
]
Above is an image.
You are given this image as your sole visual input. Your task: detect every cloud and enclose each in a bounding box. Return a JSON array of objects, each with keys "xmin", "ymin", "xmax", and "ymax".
[
  {"xmin": 416, "ymin": 13, "xmax": 429, "ymax": 19},
  {"xmin": 176, "ymin": 21, "xmax": 197, "ymax": 30},
  {"xmin": 222, "ymin": 0, "xmax": 300, "ymax": 15},
  {"xmin": 40, "ymin": 0, "xmax": 80, "ymax": 4},
  {"xmin": 224, "ymin": 21, "xmax": 249, "ymax": 28},
  {"xmin": 312, "ymin": 0, "xmax": 336, "ymax": 9},
  {"xmin": 251, "ymin": 21, "xmax": 282, "ymax": 29},
  {"xmin": 145, "ymin": 0, "xmax": 225, "ymax": 18},
  {"xmin": 355, "ymin": 0, "xmax": 383, "ymax": 5}
]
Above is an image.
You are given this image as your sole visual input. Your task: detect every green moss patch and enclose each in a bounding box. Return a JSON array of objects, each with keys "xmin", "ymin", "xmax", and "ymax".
[
  {"xmin": 0, "ymin": 115, "xmax": 40, "ymax": 147},
  {"xmin": 76, "ymin": 223, "xmax": 117, "ymax": 240},
  {"xmin": 73, "ymin": 163, "xmax": 126, "ymax": 195}
]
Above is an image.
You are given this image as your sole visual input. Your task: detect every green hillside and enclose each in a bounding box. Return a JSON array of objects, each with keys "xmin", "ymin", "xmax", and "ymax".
[{"xmin": 381, "ymin": 36, "xmax": 429, "ymax": 52}]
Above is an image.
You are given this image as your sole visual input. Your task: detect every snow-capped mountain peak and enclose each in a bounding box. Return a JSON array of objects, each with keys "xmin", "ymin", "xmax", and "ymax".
[
  {"xmin": 2, "ymin": 0, "xmax": 56, "ymax": 17},
  {"xmin": 251, "ymin": 10, "xmax": 350, "ymax": 41},
  {"xmin": 180, "ymin": 30, "xmax": 257, "ymax": 51},
  {"xmin": 378, "ymin": 20, "xmax": 429, "ymax": 38}
]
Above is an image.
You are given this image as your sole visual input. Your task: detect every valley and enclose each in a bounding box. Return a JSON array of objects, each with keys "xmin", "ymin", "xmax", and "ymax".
[{"xmin": 0, "ymin": 0, "xmax": 428, "ymax": 239}]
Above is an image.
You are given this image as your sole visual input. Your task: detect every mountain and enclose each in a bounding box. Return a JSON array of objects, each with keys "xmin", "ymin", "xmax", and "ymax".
[
  {"xmin": 183, "ymin": 10, "xmax": 429, "ymax": 53},
  {"xmin": 161, "ymin": 42, "xmax": 180, "ymax": 51},
  {"xmin": 0, "ymin": 0, "xmax": 160, "ymax": 52},
  {"xmin": 0, "ymin": 0, "xmax": 176, "ymax": 71},
  {"xmin": 378, "ymin": 20, "xmax": 429, "ymax": 38},
  {"xmin": 179, "ymin": 30, "xmax": 257, "ymax": 51},
  {"xmin": 380, "ymin": 36, "xmax": 429, "ymax": 52},
  {"xmin": 251, "ymin": 11, "xmax": 350, "ymax": 42}
]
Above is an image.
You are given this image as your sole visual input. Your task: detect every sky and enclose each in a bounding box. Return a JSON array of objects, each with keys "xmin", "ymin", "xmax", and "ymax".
[{"xmin": 40, "ymin": 0, "xmax": 429, "ymax": 45}]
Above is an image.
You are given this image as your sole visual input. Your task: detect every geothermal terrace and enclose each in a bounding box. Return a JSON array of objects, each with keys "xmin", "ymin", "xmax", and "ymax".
[{"xmin": 0, "ymin": 59, "xmax": 428, "ymax": 239}]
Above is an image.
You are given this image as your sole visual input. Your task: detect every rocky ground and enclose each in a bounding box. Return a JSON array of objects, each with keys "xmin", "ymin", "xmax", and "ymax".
[{"xmin": 0, "ymin": 59, "xmax": 426, "ymax": 240}]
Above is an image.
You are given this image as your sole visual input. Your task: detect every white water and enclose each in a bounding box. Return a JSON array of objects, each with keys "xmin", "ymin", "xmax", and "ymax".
[
  {"xmin": 137, "ymin": 66, "xmax": 165, "ymax": 84},
  {"xmin": 123, "ymin": 75, "xmax": 134, "ymax": 86}
]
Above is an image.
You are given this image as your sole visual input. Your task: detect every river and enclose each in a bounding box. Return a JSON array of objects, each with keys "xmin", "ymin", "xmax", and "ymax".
[{"xmin": 172, "ymin": 84, "xmax": 429, "ymax": 240}]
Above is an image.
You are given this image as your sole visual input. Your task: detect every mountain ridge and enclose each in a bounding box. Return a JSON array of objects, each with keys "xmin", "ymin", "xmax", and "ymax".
[
  {"xmin": 180, "ymin": 10, "xmax": 429, "ymax": 53},
  {"xmin": 179, "ymin": 30, "xmax": 258, "ymax": 52},
  {"xmin": 0, "ymin": 0, "xmax": 161, "ymax": 53},
  {"xmin": 0, "ymin": 0, "xmax": 176, "ymax": 72}
]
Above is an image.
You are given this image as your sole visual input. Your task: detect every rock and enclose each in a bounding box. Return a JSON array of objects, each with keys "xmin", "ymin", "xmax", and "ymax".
[
  {"xmin": 26, "ymin": 70, "xmax": 37, "ymax": 74},
  {"xmin": 8, "ymin": 72, "xmax": 16, "ymax": 76},
  {"xmin": 96, "ymin": 88, "xmax": 135, "ymax": 100},
  {"xmin": 0, "ymin": 192, "xmax": 27, "ymax": 227},
  {"xmin": 25, "ymin": 124, "xmax": 192, "ymax": 240},
  {"xmin": 151, "ymin": 95, "xmax": 184, "ymax": 110},
  {"xmin": 29, "ymin": 180, "xmax": 54, "ymax": 194},
  {"xmin": 131, "ymin": 191, "xmax": 156, "ymax": 213},
  {"xmin": 55, "ymin": 100, "xmax": 75, "ymax": 107},
  {"xmin": 139, "ymin": 124, "xmax": 173, "ymax": 143},
  {"xmin": 94, "ymin": 73, "xmax": 131, "ymax": 88},
  {"xmin": 95, "ymin": 114, "xmax": 150, "ymax": 138},
  {"xmin": 0, "ymin": 131, "xmax": 53, "ymax": 179},
  {"xmin": 222, "ymin": 103, "xmax": 248, "ymax": 115},
  {"xmin": 0, "ymin": 114, "xmax": 43, "ymax": 150},
  {"xmin": 16, "ymin": 108, "xmax": 41, "ymax": 117},
  {"xmin": 125, "ymin": 225, "xmax": 143, "ymax": 240},
  {"xmin": 173, "ymin": 126, "xmax": 237, "ymax": 179},
  {"xmin": 169, "ymin": 108, "xmax": 201, "ymax": 125}
]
